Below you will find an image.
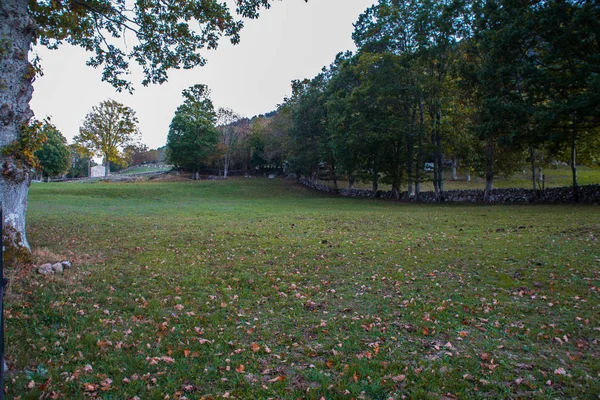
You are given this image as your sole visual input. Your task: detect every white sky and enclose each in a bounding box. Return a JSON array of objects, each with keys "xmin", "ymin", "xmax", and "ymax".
[{"xmin": 30, "ymin": 0, "xmax": 377, "ymax": 149}]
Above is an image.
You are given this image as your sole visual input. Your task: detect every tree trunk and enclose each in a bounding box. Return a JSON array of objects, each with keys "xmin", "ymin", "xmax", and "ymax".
[
  {"xmin": 348, "ymin": 174, "xmax": 355, "ymax": 190},
  {"xmin": 466, "ymin": 170, "xmax": 471, "ymax": 182},
  {"xmin": 392, "ymin": 184, "xmax": 400, "ymax": 200},
  {"xmin": 451, "ymin": 158, "xmax": 458, "ymax": 181},
  {"xmin": 330, "ymin": 158, "xmax": 339, "ymax": 194},
  {"xmin": 414, "ymin": 96, "xmax": 425, "ymax": 201},
  {"xmin": 0, "ymin": 0, "xmax": 36, "ymax": 253},
  {"xmin": 484, "ymin": 140, "xmax": 494, "ymax": 202},
  {"xmin": 571, "ymin": 123, "xmax": 579, "ymax": 202},
  {"xmin": 105, "ymin": 159, "xmax": 110, "ymax": 177},
  {"xmin": 529, "ymin": 144, "xmax": 536, "ymax": 191}
]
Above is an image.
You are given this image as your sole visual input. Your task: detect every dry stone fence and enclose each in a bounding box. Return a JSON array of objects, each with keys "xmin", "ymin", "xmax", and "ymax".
[{"xmin": 293, "ymin": 176, "xmax": 600, "ymax": 204}]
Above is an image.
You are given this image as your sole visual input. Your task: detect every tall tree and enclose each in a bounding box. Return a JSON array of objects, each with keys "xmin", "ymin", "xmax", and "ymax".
[
  {"xmin": 217, "ymin": 108, "xmax": 243, "ymax": 178},
  {"xmin": 34, "ymin": 121, "xmax": 71, "ymax": 181},
  {"xmin": 0, "ymin": 0, "xmax": 285, "ymax": 254},
  {"xmin": 74, "ymin": 100, "xmax": 140, "ymax": 176},
  {"xmin": 166, "ymin": 84, "xmax": 218, "ymax": 180}
]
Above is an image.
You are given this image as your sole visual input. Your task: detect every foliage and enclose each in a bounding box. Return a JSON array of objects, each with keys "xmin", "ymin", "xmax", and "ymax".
[
  {"xmin": 166, "ymin": 84, "xmax": 219, "ymax": 175},
  {"xmin": 67, "ymin": 144, "xmax": 95, "ymax": 178},
  {"xmin": 34, "ymin": 121, "xmax": 71, "ymax": 178},
  {"xmin": 74, "ymin": 99, "xmax": 140, "ymax": 171},
  {"xmin": 29, "ymin": 0, "xmax": 284, "ymax": 91},
  {"xmin": 6, "ymin": 178, "xmax": 600, "ymax": 398},
  {"xmin": 266, "ymin": 0, "xmax": 599, "ymax": 199},
  {"xmin": 2, "ymin": 119, "xmax": 48, "ymax": 171}
]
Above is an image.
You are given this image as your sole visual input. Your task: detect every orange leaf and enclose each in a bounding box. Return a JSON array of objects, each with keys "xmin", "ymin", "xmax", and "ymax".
[
  {"xmin": 184, "ymin": 349, "xmax": 190, "ymax": 358},
  {"xmin": 83, "ymin": 383, "xmax": 98, "ymax": 392},
  {"xmin": 235, "ymin": 364, "xmax": 245, "ymax": 373},
  {"xmin": 326, "ymin": 360, "xmax": 334, "ymax": 369},
  {"xmin": 251, "ymin": 343, "xmax": 261, "ymax": 352},
  {"xmin": 268, "ymin": 375, "xmax": 286, "ymax": 383},
  {"xmin": 352, "ymin": 371, "xmax": 359, "ymax": 382}
]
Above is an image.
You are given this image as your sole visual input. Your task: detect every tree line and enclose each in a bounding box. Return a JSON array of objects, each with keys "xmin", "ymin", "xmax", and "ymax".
[{"xmin": 171, "ymin": 0, "xmax": 599, "ymax": 201}]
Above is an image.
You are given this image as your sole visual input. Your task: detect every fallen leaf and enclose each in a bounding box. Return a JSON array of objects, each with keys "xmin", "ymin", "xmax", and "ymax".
[
  {"xmin": 83, "ymin": 383, "xmax": 98, "ymax": 392},
  {"xmin": 251, "ymin": 343, "xmax": 260, "ymax": 352},
  {"xmin": 554, "ymin": 367, "xmax": 567, "ymax": 376},
  {"xmin": 235, "ymin": 364, "xmax": 245, "ymax": 373}
]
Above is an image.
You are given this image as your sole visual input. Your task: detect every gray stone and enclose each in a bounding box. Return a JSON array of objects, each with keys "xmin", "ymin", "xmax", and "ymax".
[
  {"xmin": 52, "ymin": 263, "xmax": 63, "ymax": 273},
  {"xmin": 61, "ymin": 260, "xmax": 72, "ymax": 270},
  {"xmin": 38, "ymin": 263, "xmax": 53, "ymax": 275},
  {"xmin": 268, "ymin": 174, "xmax": 276, "ymax": 179}
]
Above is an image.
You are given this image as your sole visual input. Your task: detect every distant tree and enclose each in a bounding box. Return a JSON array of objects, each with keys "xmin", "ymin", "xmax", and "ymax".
[
  {"xmin": 166, "ymin": 85, "xmax": 218, "ymax": 179},
  {"xmin": 67, "ymin": 144, "xmax": 95, "ymax": 178},
  {"xmin": 74, "ymin": 100, "xmax": 140, "ymax": 176},
  {"xmin": 124, "ymin": 144, "xmax": 161, "ymax": 166},
  {"xmin": 34, "ymin": 121, "xmax": 71, "ymax": 181},
  {"xmin": 217, "ymin": 108, "xmax": 243, "ymax": 178}
]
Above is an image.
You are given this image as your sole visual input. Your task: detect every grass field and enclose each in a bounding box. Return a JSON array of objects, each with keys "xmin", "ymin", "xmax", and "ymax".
[
  {"xmin": 119, "ymin": 165, "xmax": 171, "ymax": 175},
  {"xmin": 5, "ymin": 178, "xmax": 599, "ymax": 399}
]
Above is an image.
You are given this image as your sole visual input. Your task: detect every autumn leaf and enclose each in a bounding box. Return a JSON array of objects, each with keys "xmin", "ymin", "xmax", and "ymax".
[
  {"xmin": 268, "ymin": 375, "xmax": 286, "ymax": 383},
  {"xmin": 235, "ymin": 364, "xmax": 245, "ymax": 373},
  {"xmin": 326, "ymin": 360, "xmax": 334, "ymax": 369},
  {"xmin": 83, "ymin": 383, "xmax": 98, "ymax": 392},
  {"xmin": 251, "ymin": 343, "xmax": 261, "ymax": 352},
  {"xmin": 352, "ymin": 371, "xmax": 359, "ymax": 382},
  {"xmin": 554, "ymin": 367, "xmax": 567, "ymax": 376},
  {"xmin": 184, "ymin": 349, "xmax": 190, "ymax": 358}
]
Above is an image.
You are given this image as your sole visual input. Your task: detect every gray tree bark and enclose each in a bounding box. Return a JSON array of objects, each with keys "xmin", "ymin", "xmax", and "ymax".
[{"xmin": 0, "ymin": 0, "xmax": 36, "ymax": 251}]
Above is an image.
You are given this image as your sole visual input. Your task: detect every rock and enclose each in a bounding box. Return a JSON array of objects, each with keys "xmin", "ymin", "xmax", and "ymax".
[
  {"xmin": 268, "ymin": 174, "xmax": 276, "ymax": 179},
  {"xmin": 38, "ymin": 263, "xmax": 53, "ymax": 275},
  {"xmin": 61, "ymin": 260, "xmax": 72, "ymax": 270},
  {"xmin": 52, "ymin": 263, "xmax": 64, "ymax": 273}
]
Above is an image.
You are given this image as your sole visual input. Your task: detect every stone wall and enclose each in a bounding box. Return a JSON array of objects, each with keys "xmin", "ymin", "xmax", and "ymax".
[{"xmin": 293, "ymin": 176, "xmax": 600, "ymax": 204}]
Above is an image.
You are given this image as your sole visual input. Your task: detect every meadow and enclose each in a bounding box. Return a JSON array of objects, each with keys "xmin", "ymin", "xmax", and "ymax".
[{"xmin": 5, "ymin": 178, "xmax": 599, "ymax": 399}]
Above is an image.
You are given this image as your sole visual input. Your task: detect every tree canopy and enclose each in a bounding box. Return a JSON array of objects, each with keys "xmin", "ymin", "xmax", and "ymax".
[
  {"xmin": 74, "ymin": 99, "xmax": 140, "ymax": 175},
  {"xmin": 166, "ymin": 85, "xmax": 219, "ymax": 179},
  {"xmin": 34, "ymin": 121, "xmax": 71, "ymax": 180}
]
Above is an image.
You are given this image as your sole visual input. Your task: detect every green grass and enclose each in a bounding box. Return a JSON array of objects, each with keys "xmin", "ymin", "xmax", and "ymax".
[
  {"xmin": 119, "ymin": 166, "xmax": 170, "ymax": 175},
  {"xmin": 6, "ymin": 178, "xmax": 599, "ymax": 399},
  {"xmin": 322, "ymin": 165, "xmax": 600, "ymax": 191}
]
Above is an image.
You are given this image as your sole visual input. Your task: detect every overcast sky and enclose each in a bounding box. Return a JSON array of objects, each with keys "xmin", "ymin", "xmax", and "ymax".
[{"xmin": 30, "ymin": 0, "xmax": 377, "ymax": 150}]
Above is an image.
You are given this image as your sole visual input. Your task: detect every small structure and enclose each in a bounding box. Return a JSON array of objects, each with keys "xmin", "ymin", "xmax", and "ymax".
[{"xmin": 91, "ymin": 165, "xmax": 108, "ymax": 178}]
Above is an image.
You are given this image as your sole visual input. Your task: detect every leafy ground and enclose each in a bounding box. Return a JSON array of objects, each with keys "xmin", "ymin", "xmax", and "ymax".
[
  {"xmin": 321, "ymin": 165, "xmax": 600, "ymax": 192},
  {"xmin": 5, "ymin": 178, "xmax": 599, "ymax": 399}
]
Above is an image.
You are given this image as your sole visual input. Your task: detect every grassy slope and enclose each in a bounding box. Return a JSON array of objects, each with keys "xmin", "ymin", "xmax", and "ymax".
[{"xmin": 6, "ymin": 178, "xmax": 599, "ymax": 399}]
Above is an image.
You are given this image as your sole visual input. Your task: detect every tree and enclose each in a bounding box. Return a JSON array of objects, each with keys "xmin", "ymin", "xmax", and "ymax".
[
  {"xmin": 217, "ymin": 108, "xmax": 243, "ymax": 178},
  {"xmin": 74, "ymin": 100, "xmax": 140, "ymax": 177},
  {"xmin": 67, "ymin": 144, "xmax": 95, "ymax": 178},
  {"xmin": 0, "ymin": 0, "xmax": 285, "ymax": 255},
  {"xmin": 166, "ymin": 85, "xmax": 218, "ymax": 180},
  {"xmin": 34, "ymin": 121, "xmax": 71, "ymax": 181}
]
